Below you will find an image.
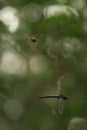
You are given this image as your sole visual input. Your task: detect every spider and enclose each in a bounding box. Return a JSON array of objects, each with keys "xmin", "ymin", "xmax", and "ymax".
[{"xmin": 28, "ymin": 36, "xmax": 37, "ymax": 43}]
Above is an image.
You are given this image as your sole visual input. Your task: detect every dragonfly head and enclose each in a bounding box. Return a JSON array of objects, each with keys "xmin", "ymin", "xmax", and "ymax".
[{"xmin": 62, "ymin": 96, "xmax": 68, "ymax": 100}]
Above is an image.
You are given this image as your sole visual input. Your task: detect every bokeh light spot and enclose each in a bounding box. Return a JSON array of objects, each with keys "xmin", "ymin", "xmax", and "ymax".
[
  {"xmin": 0, "ymin": 6, "xmax": 19, "ymax": 32},
  {"xmin": 0, "ymin": 51, "xmax": 27, "ymax": 75},
  {"xmin": 4, "ymin": 99, "xmax": 24, "ymax": 120},
  {"xmin": 70, "ymin": 0, "xmax": 86, "ymax": 10},
  {"xmin": 29, "ymin": 55, "xmax": 49, "ymax": 75},
  {"xmin": 21, "ymin": 3, "xmax": 42, "ymax": 22},
  {"xmin": 43, "ymin": 5, "xmax": 79, "ymax": 19},
  {"xmin": 68, "ymin": 117, "xmax": 87, "ymax": 130}
]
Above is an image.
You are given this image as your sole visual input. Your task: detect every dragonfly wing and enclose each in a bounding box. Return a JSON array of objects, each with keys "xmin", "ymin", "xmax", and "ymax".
[
  {"xmin": 57, "ymin": 80, "xmax": 63, "ymax": 95},
  {"xmin": 58, "ymin": 98, "xmax": 64, "ymax": 114},
  {"xmin": 52, "ymin": 98, "xmax": 64, "ymax": 115},
  {"xmin": 51, "ymin": 99, "xmax": 58, "ymax": 115}
]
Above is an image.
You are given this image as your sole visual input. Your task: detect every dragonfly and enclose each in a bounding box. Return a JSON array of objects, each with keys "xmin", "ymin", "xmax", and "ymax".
[{"xmin": 40, "ymin": 76, "xmax": 67, "ymax": 114}]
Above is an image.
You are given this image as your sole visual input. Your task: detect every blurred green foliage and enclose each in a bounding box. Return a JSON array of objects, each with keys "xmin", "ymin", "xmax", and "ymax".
[{"xmin": 0, "ymin": 0, "xmax": 87, "ymax": 130}]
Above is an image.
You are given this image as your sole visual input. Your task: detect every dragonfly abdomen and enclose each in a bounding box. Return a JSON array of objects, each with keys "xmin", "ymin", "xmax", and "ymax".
[{"xmin": 40, "ymin": 95, "xmax": 68, "ymax": 100}]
